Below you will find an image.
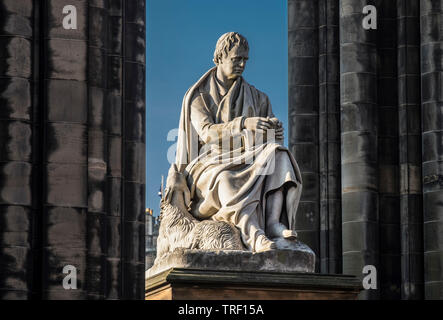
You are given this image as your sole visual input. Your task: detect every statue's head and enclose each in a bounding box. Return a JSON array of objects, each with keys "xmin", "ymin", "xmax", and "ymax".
[{"xmin": 213, "ymin": 32, "xmax": 249, "ymax": 80}]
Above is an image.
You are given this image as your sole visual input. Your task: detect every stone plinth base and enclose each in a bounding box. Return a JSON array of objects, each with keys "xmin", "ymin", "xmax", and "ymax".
[
  {"xmin": 146, "ymin": 268, "xmax": 362, "ymax": 300},
  {"xmin": 147, "ymin": 241, "xmax": 316, "ymax": 278}
]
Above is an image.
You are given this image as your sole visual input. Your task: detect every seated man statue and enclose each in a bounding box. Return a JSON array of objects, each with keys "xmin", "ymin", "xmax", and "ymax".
[{"xmin": 171, "ymin": 32, "xmax": 303, "ymax": 253}]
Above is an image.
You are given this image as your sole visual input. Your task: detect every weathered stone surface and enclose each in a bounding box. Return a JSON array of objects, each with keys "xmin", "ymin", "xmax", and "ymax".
[
  {"xmin": 147, "ymin": 242, "xmax": 315, "ymax": 278},
  {"xmin": 421, "ymin": 0, "xmax": 443, "ymax": 300}
]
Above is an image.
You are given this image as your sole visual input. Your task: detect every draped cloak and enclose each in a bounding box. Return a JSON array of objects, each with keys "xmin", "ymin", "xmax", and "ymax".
[{"xmin": 175, "ymin": 67, "xmax": 302, "ymax": 251}]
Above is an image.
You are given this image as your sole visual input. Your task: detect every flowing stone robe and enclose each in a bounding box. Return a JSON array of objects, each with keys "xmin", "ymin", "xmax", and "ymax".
[{"xmin": 176, "ymin": 67, "xmax": 302, "ymax": 251}]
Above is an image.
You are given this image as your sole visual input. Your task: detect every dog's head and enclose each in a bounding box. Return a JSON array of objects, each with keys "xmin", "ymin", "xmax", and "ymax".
[{"xmin": 166, "ymin": 164, "xmax": 187, "ymax": 190}]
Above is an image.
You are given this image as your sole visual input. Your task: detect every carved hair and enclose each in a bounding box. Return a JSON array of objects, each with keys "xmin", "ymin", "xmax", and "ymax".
[{"xmin": 213, "ymin": 32, "xmax": 249, "ymax": 65}]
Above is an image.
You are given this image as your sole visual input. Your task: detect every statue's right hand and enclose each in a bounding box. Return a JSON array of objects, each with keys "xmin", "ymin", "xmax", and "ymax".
[{"xmin": 244, "ymin": 117, "xmax": 273, "ymax": 132}]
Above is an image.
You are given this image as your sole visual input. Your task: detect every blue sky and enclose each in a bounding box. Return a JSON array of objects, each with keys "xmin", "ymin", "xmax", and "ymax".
[{"xmin": 146, "ymin": 0, "xmax": 288, "ymax": 216}]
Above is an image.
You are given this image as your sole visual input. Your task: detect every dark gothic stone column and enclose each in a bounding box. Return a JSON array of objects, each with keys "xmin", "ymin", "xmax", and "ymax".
[
  {"xmin": 421, "ymin": 0, "xmax": 443, "ymax": 300},
  {"xmin": 318, "ymin": 0, "xmax": 342, "ymax": 274},
  {"xmin": 0, "ymin": 0, "xmax": 146, "ymax": 300},
  {"xmin": 86, "ymin": 0, "xmax": 109, "ymax": 299},
  {"xmin": 122, "ymin": 0, "xmax": 146, "ymax": 299},
  {"xmin": 105, "ymin": 0, "xmax": 124, "ymax": 299},
  {"xmin": 42, "ymin": 0, "xmax": 89, "ymax": 299},
  {"xmin": 288, "ymin": 0, "xmax": 320, "ymax": 271},
  {"xmin": 397, "ymin": 0, "xmax": 423, "ymax": 300},
  {"xmin": 340, "ymin": 0, "xmax": 379, "ymax": 299},
  {"xmin": 0, "ymin": 0, "xmax": 34, "ymax": 299},
  {"xmin": 377, "ymin": 0, "xmax": 401, "ymax": 300}
]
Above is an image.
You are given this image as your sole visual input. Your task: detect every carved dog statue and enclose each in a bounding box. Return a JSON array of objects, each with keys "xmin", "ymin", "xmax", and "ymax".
[{"xmin": 153, "ymin": 164, "xmax": 244, "ymax": 264}]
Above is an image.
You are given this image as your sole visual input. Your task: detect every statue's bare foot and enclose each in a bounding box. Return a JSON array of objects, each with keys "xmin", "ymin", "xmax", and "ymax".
[
  {"xmin": 268, "ymin": 223, "xmax": 297, "ymax": 240},
  {"xmin": 255, "ymin": 234, "xmax": 276, "ymax": 252}
]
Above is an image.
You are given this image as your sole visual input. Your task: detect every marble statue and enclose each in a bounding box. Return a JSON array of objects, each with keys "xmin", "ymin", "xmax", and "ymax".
[{"xmin": 153, "ymin": 32, "xmax": 304, "ymax": 265}]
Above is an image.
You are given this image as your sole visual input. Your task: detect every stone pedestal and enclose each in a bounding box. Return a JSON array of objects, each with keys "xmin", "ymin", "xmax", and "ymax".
[{"xmin": 146, "ymin": 268, "xmax": 362, "ymax": 300}]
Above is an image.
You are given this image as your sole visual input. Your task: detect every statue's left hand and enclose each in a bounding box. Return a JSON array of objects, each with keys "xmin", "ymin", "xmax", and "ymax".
[
  {"xmin": 275, "ymin": 127, "xmax": 284, "ymax": 141},
  {"xmin": 269, "ymin": 117, "xmax": 284, "ymax": 141},
  {"xmin": 269, "ymin": 117, "xmax": 282, "ymax": 128}
]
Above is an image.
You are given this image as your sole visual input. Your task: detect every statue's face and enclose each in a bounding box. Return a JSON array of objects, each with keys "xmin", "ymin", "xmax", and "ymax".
[{"xmin": 218, "ymin": 45, "xmax": 249, "ymax": 80}]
